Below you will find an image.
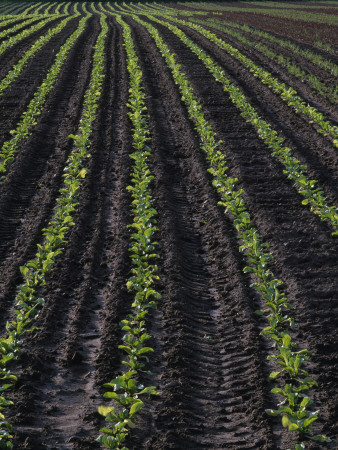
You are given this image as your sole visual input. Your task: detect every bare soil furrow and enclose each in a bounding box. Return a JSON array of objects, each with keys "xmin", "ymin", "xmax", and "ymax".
[
  {"xmin": 0, "ymin": 16, "xmax": 80, "ymax": 148},
  {"xmin": 0, "ymin": 16, "xmax": 99, "ymax": 324},
  {"xmin": 145, "ymin": 18, "xmax": 338, "ymax": 447},
  {"xmin": 124, "ymin": 18, "xmax": 275, "ymax": 449},
  {"xmin": 6, "ymin": 18, "xmax": 134, "ymax": 450}
]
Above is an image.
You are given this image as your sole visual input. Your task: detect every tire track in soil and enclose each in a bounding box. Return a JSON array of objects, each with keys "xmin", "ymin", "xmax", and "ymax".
[
  {"xmin": 7, "ymin": 18, "xmax": 134, "ymax": 450},
  {"xmin": 161, "ymin": 19, "xmax": 338, "ymax": 210},
  {"xmin": 0, "ymin": 16, "xmax": 98, "ymax": 325},
  {"xmin": 145, "ymin": 19, "xmax": 338, "ymax": 448},
  {"xmin": 0, "ymin": 15, "xmax": 80, "ymax": 148},
  {"xmin": 123, "ymin": 18, "xmax": 275, "ymax": 449},
  {"xmin": 0, "ymin": 17, "xmax": 67, "ymax": 83}
]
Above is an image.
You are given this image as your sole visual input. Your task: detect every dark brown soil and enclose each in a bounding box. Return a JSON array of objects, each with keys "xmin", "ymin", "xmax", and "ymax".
[
  {"xmin": 194, "ymin": 18, "xmax": 338, "ymax": 102},
  {"xmin": 0, "ymin": 5, "xmax": 336, "ymax": 450},
  {"xmin": 0, "ymin": 17, "xmax": 67, "ymax": 82}
]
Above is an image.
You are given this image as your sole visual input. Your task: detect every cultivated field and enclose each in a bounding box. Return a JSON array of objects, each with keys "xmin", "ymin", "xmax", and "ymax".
[{"xmin": 0, "ymin": 1, "xmax": 337, "ymax": 449}]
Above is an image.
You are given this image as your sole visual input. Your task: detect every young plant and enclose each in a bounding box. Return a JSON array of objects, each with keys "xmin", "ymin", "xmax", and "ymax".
[{"xmin": 97, "ymin": 15, "xmax": 160, "ymax": 449}]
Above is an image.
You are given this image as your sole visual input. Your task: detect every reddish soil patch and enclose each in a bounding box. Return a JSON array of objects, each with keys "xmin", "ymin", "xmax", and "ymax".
[{"xmin": 174, "ymin": 2, "xmax": 338, "ymax": 48}]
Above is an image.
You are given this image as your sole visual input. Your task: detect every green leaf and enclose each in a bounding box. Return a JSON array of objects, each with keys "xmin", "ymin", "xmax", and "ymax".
[
  {"xmin": 269, "ymin": 371, "xmax": 281, "ymax": 380},
  {"xmin": 98, "ymin": 405, "xmax": 115, "ymax": 417},
  {"xmin": 282, "ymin": 333, "xmax": 291, "ymax": 347},
  {"xmin": 129, "ymin": 400, "xmax": 144, "ymax": 417},
  {"xmin": 137, "ymin": 347, "xmax": 154, "ymax": 355},
  {"xmin": 304, "ymin": 416, "xmax": 317, "ymax": 427},
  {"xmin": 310, "ymin": 434, "xmax": 331, "ymax": 442},
  {"xmin": 118, "ymin": 345, "xmax": 132, "ymax": 355},
  {"xmin": 103, "ymin": 391, "xmax": 120, "ymax": 400},
  {"xmin": 282, "ymin": 415, "xmax": 290, "ymax": 428},
  {"xmin": 139, "ymin": 386, "xmax": 158, "ymax": 395},
  {"xmin": 300, "ymin": 396, "xmax": 312, "ymax": 408},
  {"xmin": 99, "ymin": 427, "xmax": 114, "ymax": 435},
  {"xmin": 78, "ymin": 169, "xmax": 87, "ymax": 178},
  {"xmin": 19, "ymin": 266, "xmax": 29, "ymax": 277},
  {"xmin": 271, "ymin": 387, "xmax": 285, "ymax": 396}
]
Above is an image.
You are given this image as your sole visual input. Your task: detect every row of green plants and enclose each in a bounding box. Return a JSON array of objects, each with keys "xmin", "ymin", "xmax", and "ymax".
[
  {"xmin": 149, "ymin": 16, "xmax": 338, "ymax": 236},
  {"xmin": 42, "ymin": 2, "xmax": 59, "ymax": 15},
  {"xmin": 8, "ymin": 3, "xmax": 33, "ymax": 15},
  {"xmin": 0, "ymin": 5, "xmax": 16, "ymax": 16},
  {"xmin": 48, "ymin": 2, "xmax": 64, "ymax": 15},
  {"xmin": 192, "ymin": 17, "xmax": 337, "ymax": 104},
  {"xmin": 102, "ymin": 2, "xmax": 206, "ymax": 17},
  {"xmin": 22, "ymin": 2, "xmax": 45, "ymax": 16},
  {"xmin": 169, "ymin": 17, "xmax": 338, "ymax": 149},
  {"xmin": 72, "ymin": 2, "xmax": 81, "ymax": 16},
  {"xmin": 31, "ymin": 2, "xmax": 51, "ymax": 15},
  {"xmin": 176, "ymin": 2, "xmax": 338, "ymax": 26},
  {"xmin": 0, "ymin": 15, "xmax": 75, "ymax": 97},
  {"xmin": 0, "ymin": 15, "xmax": 28, "ymax": 29},
  {"xmin": 201, "ymin": 17, "xmax": 338, "ymax": 77},
  {"xmin": 96, "ymin": 14, "xmax": 160, "ymax": 450},
  {"xmin": 58, "ymin": 2, "xmax": 70, "ymax": 16},
  {"xmin": 0, "ymin": 14, "xmax": 59, "ymax": 58},
  {"xmin": 0, "ymin": 15, "xmax": 44, "ymax": 44},
  {"xmin": 134, "ymin": 14, "xmax": 331, "ymax": 447},
  {"xmin": 0, "ymin": 12, "xmax": 108, "ymax": 448},
  {"xmin": 143, "ymin": 2, "xmax": 337, "ymax": 65},
  {"xmin": 0, "ymin": 14, "xmax": 88, "ymax": 178}
]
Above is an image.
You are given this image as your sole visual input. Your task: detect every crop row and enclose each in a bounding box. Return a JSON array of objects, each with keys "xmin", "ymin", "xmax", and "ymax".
[
  {"xmin": 38, "ymin": 2, "xmax": 58, "ymax": 15},
  {"xmin": 0, "ymin": 15, "xmax": 75, "ymax": 97},
  {"xmin": 170, "ymin": 17, "xmax": 338, "ymax": 149},
  {"xmin": 97, "ymin": 14, "xmax": 160, "ymax": 450},
  {"xmin": 102, "ymin": 2, "xmax": 206, "ymax": 17},
  {"xmin": 0, "ymin": 14, "xmax": 60, "ymax": 58},
  {"xmin": 0, "ymin": 16, "xmax": 39, "ymax": 32},
  {"xmin": 14, "ymin": 3, "xmax": 35, "ymax": 15},
  {"xmin": 0, "ymin": 14, "xmax": 86, "ymax": 177},
  {"xmin": 200, "ymin": 16, "xmax": 338, "ymax": 76},
  {"xmin": 0, "ymin": 4, "xmax": 335, "ymax": 448},
  {"xmin": 177, "ymin": 2, "xmax": 338, "ymax": 26},
  {"xmin": 149, "ymin": 2, "xmax": 337, "ymax": 53},
  {"xmin": 113, "ymin": 3, "xmax": 338, "ymax": 75},
  {"xmin": 147, "ymin": 16, "xmax": 338, "ymax": 236},
  {"xmin": 0, "ymin": 4, "xmax": 29, "ymax": 15},
  {"xmin": 0, "ymin": 2, "xmax": 69, "ymax": 16},
  {"xmin": 0, "ymin": 12, "xmax": 108, "ymax": 447},
  {"xmin": 132, "ymin": 14, "xmax": 331, "ymax": 447},
  {"xmin": 0, "ymin": 4, "xmax": 15, "ymax": 15},
  {"xmin": 191, "ymin": 17, "xmax": 337, "ymax": 103},
  {"xmin": 0, "ymin": 15, "xmax": 44, "ymax": 46},
  {"xmin": 27, "ymin": 2, "xmax": 46, "ymax": 15}
]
